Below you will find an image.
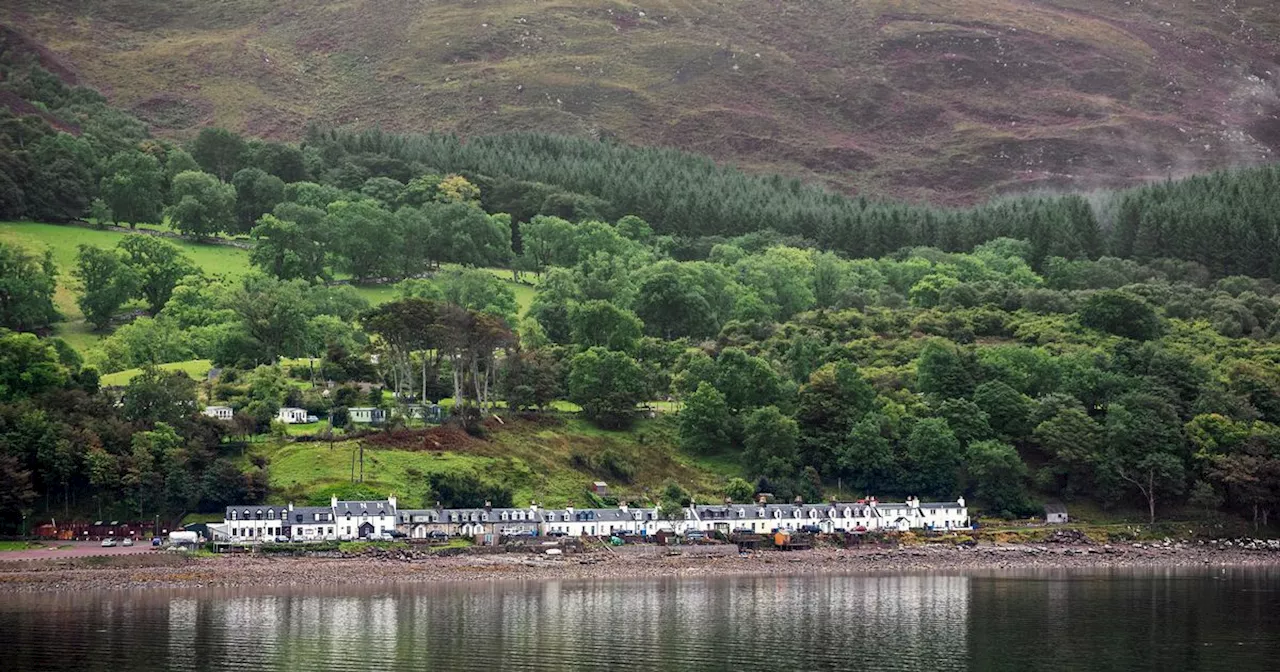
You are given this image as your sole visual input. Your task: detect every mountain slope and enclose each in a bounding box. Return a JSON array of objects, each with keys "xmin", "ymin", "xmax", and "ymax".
[{"xmin": 3, "ymin": 0, "xmax": 1279, "ymax": 203}]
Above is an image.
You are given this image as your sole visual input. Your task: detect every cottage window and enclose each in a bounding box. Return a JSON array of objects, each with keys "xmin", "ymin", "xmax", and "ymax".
[
  {"xmin": 231, "ymin": 511, "xmax": 238, "ymax": 521},
  {"xmin": 256, "ymin": 509, "xmax": 263, "ymax": 520},
  {"xmin": 268, "ymin": 510, "xmax": 277, "ymax": 520}
]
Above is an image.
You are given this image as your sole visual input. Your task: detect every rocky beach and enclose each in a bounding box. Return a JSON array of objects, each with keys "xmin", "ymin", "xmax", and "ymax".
[{"xmin": 2, "ymin": 540, "xmax": 1278, "ymax": 594}]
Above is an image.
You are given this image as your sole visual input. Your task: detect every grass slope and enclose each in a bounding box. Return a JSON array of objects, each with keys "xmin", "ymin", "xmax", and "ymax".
[
  {"xmin": 5, "ymin": 0, "xmax": 1279, "ymax": 203},
  {"xmin": 261, "ymin": 416, "xmax": 733, "ymax": 508},
  {"xmin": 0, "ymin": 221, "xmax": 534, "ymax": 354}
]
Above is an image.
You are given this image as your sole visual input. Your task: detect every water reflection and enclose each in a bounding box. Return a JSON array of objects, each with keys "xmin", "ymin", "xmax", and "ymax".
[{"xmin": 4, "ymin": 568, "xmax": 1279, "ymax": 671}]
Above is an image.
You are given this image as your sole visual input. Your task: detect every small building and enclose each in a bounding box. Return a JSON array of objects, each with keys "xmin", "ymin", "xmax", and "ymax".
[
  {"xmin": 277, "ymin": 407, "xmax": 309, "ymax": 424},
  {"xmin": 203, "ymin": 405, "xmax": 233, "ymax": 420},
  {"xmin": 591, "ymin": 481, "xmax": 609, "ymax": 495},
  {"xmin": 398, "ymin": 404, "xmax": 444, "ymax": 424},
  {"xmin": 288, "ymin": 506, "xmax": 337, "ymax": 540},
  {"xmin": 349, "ymin": 407, "xmax": 386, "ymax": 424},
  {"xmin": 333, "ymin": 495, "xmax": 398, "ymax": 538},
  {"xmin": 1045, "ymin": 503, "xmax": 1069, "ymax": 525}
]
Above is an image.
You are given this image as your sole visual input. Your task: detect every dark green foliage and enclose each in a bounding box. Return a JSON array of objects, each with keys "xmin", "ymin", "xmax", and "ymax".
[
  {"xmin": 117, "ymin": 236, "xmax": 198, "ymax": 314},
  {"xmin": 1079, "ymin": 290, "xmax": 1162, "ymax": 340},
  {"xmin": 567, "ymin": 347, "xmax": 646, "ymax": 428},
  {"xmin": 73, "ymin": 244, "xmax": 138, "ymax": 330},
  {"xmin": 191, "ymin": 127, "xmax": 246, "ymax": 181},
  {"xmin": 424, "ymin": 472, "xmax": 512, "ymax": 508},
  {"xmin": 679, "ymin": 382, "xmax": 731, "ymax": 454}
]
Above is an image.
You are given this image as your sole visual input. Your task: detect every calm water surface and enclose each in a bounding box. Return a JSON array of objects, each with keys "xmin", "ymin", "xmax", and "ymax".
[{"xmin": 4, "ymin": 567, "xmax": 1279, "ymax": 671}]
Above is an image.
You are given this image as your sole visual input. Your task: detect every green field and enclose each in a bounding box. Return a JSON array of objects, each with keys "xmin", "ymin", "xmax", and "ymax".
[
  {"xmin": 0, "ymin": 221, "xmax": 255, "ymax": 350},
  {"xmin": 1, "ymin": 221, "xmax": 535, "ymax": 357},
  {"xmin": 260, "ymin": 416, "xmax": 733, "ymax": 508},
  {"xmin": 99, "ymin": 359, "xmax": 214, "ymax": 387}
]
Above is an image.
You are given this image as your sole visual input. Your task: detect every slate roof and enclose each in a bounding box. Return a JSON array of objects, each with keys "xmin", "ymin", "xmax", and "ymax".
[
  {"xmin": 288, "ymin": 507, "xmax": 334, "ymax": 524},
  {"xmin": 335, "ymin": 500, "xmax": 394, "ymax": 517},
  {"xmin": 224, "ymin": 505, "xmax": 290, "ymax": 520}
]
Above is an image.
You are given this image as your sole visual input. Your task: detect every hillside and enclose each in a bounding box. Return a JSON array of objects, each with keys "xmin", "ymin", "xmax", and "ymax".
[
  {"xmin": 3, "ymin": 0, "xmax": 1278, "ymax": 204},
  {"xmin": 0, "ymin": 221, "xmax": 534, "ymax": 352},
  {"xmin": 262, "ymin": 416, "xmax": 731, "ymax": 509}
]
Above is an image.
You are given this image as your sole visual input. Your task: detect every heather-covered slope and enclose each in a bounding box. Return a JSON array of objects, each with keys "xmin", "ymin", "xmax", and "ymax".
[{"xmin": 4, "ymin": 0, "xmax": 1278, "ymax": 203}]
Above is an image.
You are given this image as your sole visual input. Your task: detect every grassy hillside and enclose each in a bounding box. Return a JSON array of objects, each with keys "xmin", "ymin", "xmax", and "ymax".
[
  {"xmin": 260, "ymin": 416, "xmax": 732, "ymax": 508},
  {"xmin": 0, "ymin": 221, "xmax": 534, "ymax": 353},
  {"xmin": 4, "ymin": 0, "xmax": 1278, "ymax": 203}
]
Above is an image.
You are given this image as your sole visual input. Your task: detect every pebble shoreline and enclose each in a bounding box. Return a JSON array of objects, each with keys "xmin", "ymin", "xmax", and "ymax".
[{"xmin": 2, "ymin": 543, "xmax": 1277, "ymax": 593}]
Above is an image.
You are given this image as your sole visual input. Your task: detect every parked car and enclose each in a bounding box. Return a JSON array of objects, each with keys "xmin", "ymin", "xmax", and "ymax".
[
  {"xmin": 151, "ymin": 537, "xmax": 162, "ymax": 547},
  {"xmin": 685, "ymin": 531, "xmax": 706, "ymax": 541},
  {"xmin": 338, "ymin": 534, "xmax": 354, "ymax": 542},
  {"xmin": 121, "ymin": 538, "xmax": 134, "ymax": 547},
  {"xmin": 100, "ymin": 538, "xmax": 117, "ymax": 547},
  {"xmin": 274, "ymin": 536, "xmax": 289, "ymax": 543},
  {"xmin": 799, "ymin": 525, "xmax": 822, "ymax": 534},
  {"xmin": 388, "ymin": 530, "xmax": 407, "ymax": 539},
  {"xmin": 427, "ymin": 531, "xmax": 449, "ymax": 540}
]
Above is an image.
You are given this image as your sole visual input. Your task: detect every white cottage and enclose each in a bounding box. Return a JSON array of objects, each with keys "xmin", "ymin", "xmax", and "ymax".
[
  {"xmin": 203, "ymin": 405, "xmax": 233, "ymax": 420},
  {"xmin": 224, "ymin": 504, "xmax": 292, "ymax": 541},
  {"xmin": 333, "ymin": 495, "xmax": 398, "ymax": 538},
  {"xmin": 288, "ymin": 506, "xmax": 337, "ymax": 540},
  {"xmin": 277, "ymin": 407, "xmax": 309, "ymax": 424},
  {"xmin": 348, "ymin": 407, "xmax": 386, "ymax": 424}
]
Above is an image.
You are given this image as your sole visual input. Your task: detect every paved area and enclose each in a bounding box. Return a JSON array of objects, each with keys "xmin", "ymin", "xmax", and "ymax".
[{"xmin": 0, "ymin": 540, "xmax": 160, "ymax": 561}]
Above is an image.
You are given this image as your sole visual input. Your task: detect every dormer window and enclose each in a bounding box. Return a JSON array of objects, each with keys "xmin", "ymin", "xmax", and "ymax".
[
  {"xmin": 231, "ymin": 511, "xmax": 238, "ymax": 521},
  {"xmin": 793, "ymin": 510, "xmax": 801, "ymax": 519},
  {"xmin": 255, "ymin": 509, "xmax": 263, "ymax": 520},
  {"xmin": 774, "ymin": 510, "xmax": 782, "ymax": 519},
  {"xmin": 844, "ymin": 508, "xmax": 852, "ymax": 518},
  {"xmin": 737, "ymin": 509, "xmax": 745, "ymax": 518},
  {"xmin": 268, "ymin": 510, "xmax": 277, "ymax": 520}
]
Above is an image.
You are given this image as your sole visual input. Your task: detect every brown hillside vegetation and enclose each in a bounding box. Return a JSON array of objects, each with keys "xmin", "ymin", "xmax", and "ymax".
[{"xmin": 3, "ymin": 0, "xmax": 1279, "ymax": 203}]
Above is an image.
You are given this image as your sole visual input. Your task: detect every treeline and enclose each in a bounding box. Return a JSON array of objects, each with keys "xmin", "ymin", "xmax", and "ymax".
[
  {"xmin": 0, "ymin": 330, "xmax": 269, "ymax": 529},
  {"xmin": 3, "ymin": 52, "xmax": 1280, "ymax": 281}
]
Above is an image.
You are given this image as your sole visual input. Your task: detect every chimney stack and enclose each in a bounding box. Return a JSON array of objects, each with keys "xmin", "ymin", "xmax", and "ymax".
[
  {"xmin": 484, "ymin": 500, "xmax": 492, "ymax": 512},
  {"xmin": 330, "ymin": 494, "xmax": 338, "ymax": 509},
  {"xmin": 388, "ymin": 493, "xmax": 397, "ymax": 511}
]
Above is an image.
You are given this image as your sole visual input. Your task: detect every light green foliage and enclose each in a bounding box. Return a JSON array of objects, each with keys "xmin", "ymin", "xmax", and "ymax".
[
  {"xmin": 0, "ymin": 331, "xmax": 67, "ymax": 400},
  {"xmin": 724, "ymin": 477, "xmax": 754, "ymax": 503},
  {"xmin": 679, "ymin": 382, "xmax": 732, "ymax": 454},
  {"xmin": 438, "ymin": 268, "xmax": 519, "ymax": 324},
  {"xmin": 569, "ymin": 300, "xmax": 643, "ymax": 352}
]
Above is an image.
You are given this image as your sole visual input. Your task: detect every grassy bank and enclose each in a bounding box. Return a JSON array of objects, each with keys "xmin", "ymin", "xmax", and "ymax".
[
  {"xmin": 258, "ymin": 416, "xmax": 734, "ymax": 508},
  {"xmin": 0, "ymin": 221, "xmax": 535, "ymax": 355}
]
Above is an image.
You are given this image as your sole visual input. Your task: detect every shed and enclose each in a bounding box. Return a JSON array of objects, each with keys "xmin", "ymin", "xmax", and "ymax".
[
  {"xmin": 591, "ymin": 481, "xmax": 609, "ymax": 495},
  {"xmin": 1045, "ymin": 503, "xmax": 1069, "ymax": 524}
]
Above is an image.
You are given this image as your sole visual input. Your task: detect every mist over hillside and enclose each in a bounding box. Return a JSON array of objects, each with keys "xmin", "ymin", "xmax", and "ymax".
[{"xmin": 3, "ymin": 0, "xmax": 1278, "ymax": 204}]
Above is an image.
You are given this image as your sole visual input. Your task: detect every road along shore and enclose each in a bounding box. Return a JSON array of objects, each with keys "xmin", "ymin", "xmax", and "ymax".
[{"xmin": 1, "ymin": 542, "xmax": 1277, "ymax": 593}]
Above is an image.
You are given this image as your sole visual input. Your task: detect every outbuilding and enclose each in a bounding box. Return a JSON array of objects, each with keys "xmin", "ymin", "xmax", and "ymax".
[{"xmin": 1045, "ymin": 503, "xmax": 1069, "ymax": 524}]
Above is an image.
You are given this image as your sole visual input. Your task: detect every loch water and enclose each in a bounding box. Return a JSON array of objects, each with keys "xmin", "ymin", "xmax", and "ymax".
[{"xmin": 4, "ymin": 567, "xmax": 1279, "ymax": 671}]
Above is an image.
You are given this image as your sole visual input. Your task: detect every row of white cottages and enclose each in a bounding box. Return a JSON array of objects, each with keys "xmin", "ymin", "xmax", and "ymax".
[{"xmin": 215, "ymin": 495, "xmax": 970, "ymax": 542}]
